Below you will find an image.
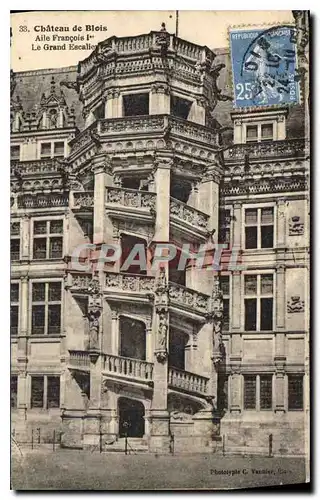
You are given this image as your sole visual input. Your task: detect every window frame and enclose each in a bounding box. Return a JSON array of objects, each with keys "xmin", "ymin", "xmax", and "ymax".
[
  {"xmin": 287, "ymin": 374, "xmax": 304, "ymax": 411},
  {"xmin": 219, "ymin": 206, "xmax": 233, "ymax": 247},
  {"xmin": 29, "ymin": 374, "xmax": 61, "ymax": 410},
  {"xmin": 243, "ymin": 271, "xmax": 275, "ymax": 332},
  {"xmin": 10, "ymin": 281, "xmax": 20, "ymax": 336},
  {"xmin": 31, "ymin": 218, "xmax": 64, "ymax": 260},
  {"xmin": 122, "ymin": 91, "xmax": 150, "ymax": 117},
  {"xmin": 243, "ymin": 204, "xmax": 276, "ymax": 250},
  {"xmin": 244, "ymin": 121, "xmax": 275, "ymax": 143},
  {"xmin": 220, "ymin": 273, "xmax": 231, "ymax": 332},
  {"xmin": 11, "ymin": 375, "xmax": 18, "ymax": 408},
  {"xmin": 10, "ymin": 220, "xmax": 21, "ymax": 262},
  {"xmin": 38, "ymin": 140, "xmax": 66, "ymax": 159},
  {"xmin": 30, "ymin": 279, "xmax": 63, "ymax": 336},
  {"xmin": 243, "ymin": 374, "xmax": 273, "ymax": 411}
]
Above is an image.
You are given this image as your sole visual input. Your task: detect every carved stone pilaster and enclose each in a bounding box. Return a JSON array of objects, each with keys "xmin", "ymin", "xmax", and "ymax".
[
  {"xmin": 207, "ymin": 276, "xmax": 225, "ymax": 367},
  {"xmin": 154, "ymin": 268, "xmax": 169, "ymax": 362}
]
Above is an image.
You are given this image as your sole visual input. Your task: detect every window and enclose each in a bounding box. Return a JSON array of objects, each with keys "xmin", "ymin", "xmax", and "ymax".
[
  {"xmin": 11, "ymin": 375, "xmax": 18, "ymax": 408},
  {"xmin": 123, "ymin": 93, "xmax": 149, "ymax": 116},
  {"xmin": 288, "ymin": 375, "xmax": 304, "ymax": 410},
  {"xmin": 245, "ymin": 207, "xmax": 274, "ymax": 249},
  {"xmin": 53, "ymin": 142, "xmax": 64, "ymax": 158},
  {"xmin": 244, "ymin": 274, "xmax": 274, "ymax": 331},
  {"xmin": 244, "ymin": 375, "xmax": 256, "ymax": 409},
  {"xmin": 245, "ymin": 123, "xmax": 274, "ymax": 143},
  {"xmin": 219, "ymin": 209, "xmax": 232, "ymax": 246},
  {"xmin": 10, "ymin": 221, "xmax": 20, "ymax": 261},
  {"xmin": 11, "ymin": 283, "xmax": 19, "ymax": 336},
  {"xmin": 40, "ymin": 141, "xmax": 65, "ymax": 159},
  {"xmin": 11, "ymin": 145, "xmax": 20, "ymax": 160},
  {"xmin": 246, "ymin": 125, "xmax": 258, "ymax": 142},
  {"xmin": 40, "ymin": 142, "xmax": 51, "ymax": 158},
  {"xmin": 261, "ymin": 124, "xmax": 273, "ymax": 141},
  {"xmin": 94, "ymin": 103, "xmax": 105, "ymax": 120},
  {"xmin": 31, "ymin": 281, "xmax": 62, "ymax": 335},
  {"xmin": 171, "ymin": 95, "xmax": 192, "ymax": 120},
  {"xmin": 220, "ymin": 275, "xmax": 230, "ymax": 331},
  {"xmin": 31, "ymin": 375, "xmax": 60, "ymax": 409},
  {"xmin": 244, "ymin": 374, "xmax": 273, "ymax": 410},
  {"xmin": 33, "ymin": 219, "xmax": 63, "ymax": 260}
]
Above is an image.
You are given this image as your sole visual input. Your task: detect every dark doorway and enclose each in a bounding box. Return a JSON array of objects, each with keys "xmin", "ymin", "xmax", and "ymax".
[
  {"xmin": 169, "ymin": 329, "xmax": 189, "ymax": 370},
  {"xmin": 123, "ymin": 93, "xmax": 149, "ymax": 116},
  {"xmin": 119, "ymin": 316, "xmax": 146, "ymax": 360},
  {"xmin": 118, "ymin": 398, "xmax": 145, "ymax": 438}
]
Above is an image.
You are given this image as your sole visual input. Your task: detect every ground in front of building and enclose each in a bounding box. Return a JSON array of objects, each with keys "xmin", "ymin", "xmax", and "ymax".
[{"xmin": 11, "ymin": 447, "xmax": 307, "ymax": 490}]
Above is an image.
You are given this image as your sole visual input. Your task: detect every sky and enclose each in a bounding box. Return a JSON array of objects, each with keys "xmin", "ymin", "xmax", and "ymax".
[{"xmin": 11, "ymin": 10, "xmax": 293, "ymax": 72}]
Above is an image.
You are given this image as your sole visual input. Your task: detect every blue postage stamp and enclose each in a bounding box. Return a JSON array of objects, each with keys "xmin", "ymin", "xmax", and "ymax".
[{"xmin": 229, "ymin": 26, "xmax": 300, "ymax": 108}]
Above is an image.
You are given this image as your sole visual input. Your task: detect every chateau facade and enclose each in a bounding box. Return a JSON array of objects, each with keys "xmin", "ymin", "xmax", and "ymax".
[{"xmin": 11, "ymin": 27, "xmax": 309, "ymax": 454}]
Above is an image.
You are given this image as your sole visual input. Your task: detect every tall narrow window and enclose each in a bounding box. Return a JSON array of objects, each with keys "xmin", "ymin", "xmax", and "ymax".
[
  {"xmin": 31, "ymin": 376, "xmax": 44, "ymax": 408},
  {"xmin": 33, "ymin": 220, "xmax": 63, "ymax": 260},
  {"xmin": 220, "ymin": 275, "xmax": 230, "ymax": 331},
  {"xmin": 260, "ymin": 375, "xmax": 273, "ymax": 409},
  {"xmin": 245, "ymin": 207, "xmax": 274, "ymax": 249},
  {"xmin": 11, "ymin": 375, "xmax": 18, "ymax": 408},
  {"xmin": 10, "ymin": 283, "xmax": 19, "ymax": 336},
  {"xmin": 261, "ymin": 123, "xmax": 273, "ymax": 141},
  {"xmin": 288, "ymin": 375, "xmax": 304, "ymax": 410},
  {"xmin": 47, "ymin": 376, "xmax": 60, "ymax": 408},
  {"xmin": 244, "ymin": 274, "xmax": 274, "ymax": 332},
  {"xmin": 40, "ymin": 142, "xmax": 51, "ymax": 158},
  {"xmin": 244, "ymin": 375, "xmax": 256, "ymax": 409},
  {"xmin": 219, "ymin": 209, "xmax": 231, "ymax": 246},
  {"xmin": 31, "ymin": 282, "xmax": 62, "ymax": 335},
  {"xmin": 10, "ymin": 221, "xmax": 20, "ymax": 261},
  {"xmin": 53, "ymin": 142, "xmax": 64, "ymax": 158}
]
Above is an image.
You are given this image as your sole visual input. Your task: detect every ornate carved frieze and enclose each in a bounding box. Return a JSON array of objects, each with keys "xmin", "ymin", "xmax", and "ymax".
[
  {"xmin": 288, "ymin": 216, "xmax": 305, "ymax": 235},
  {"xmin": 73, "ymin": 191, "xmax": 94, "ymax": 208},
  {"xmin": 70, "ymin": 274, "xmax": 100, "ymax": 294},
  {"xmin": 87, "ymin": 293, "xmax": 102, "ymax": 351},
  {"xmin": 287, "ymin": 296, "xmax": 305, "ymax": 313},
  {"xmin": 206, "ymin": 277, "xmax": 225, "ymax": 367},
  {"xmin": 222, "ymin": 177, "xmax": 307, "ymax": 196},
  {"xmin": 105, "ymin": 187, "xmax": 156, "ymax": 210},
  {"xmin": 168, "ymin": 282, "xmax": 209, "ymax": 314},
  {"xmin": 105, "ymin": 272, "xmax": 154, "ymax": 292}
]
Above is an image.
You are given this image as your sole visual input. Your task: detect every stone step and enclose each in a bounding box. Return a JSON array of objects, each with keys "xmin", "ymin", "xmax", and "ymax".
[{"xmin": 104, "ymin": 437, "xmax": 149, "ymax": 453}]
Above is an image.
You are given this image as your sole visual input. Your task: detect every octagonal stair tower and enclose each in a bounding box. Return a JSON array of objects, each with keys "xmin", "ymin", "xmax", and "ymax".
[{"xmin": 63, "ymin": 24, "xmax": 227, "ymax": 453}]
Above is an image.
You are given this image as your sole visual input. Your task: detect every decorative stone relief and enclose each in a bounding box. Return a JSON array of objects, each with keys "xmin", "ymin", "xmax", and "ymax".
[
  {"xmin": 287, "ymin": 296, "xmax": 305, "ymax": 313},
  {"xmin": 207, "ymin": 277, "xmax": 225, "ymax": 366},
  {"xmin": 288, "ymin": 215, "xmax": 304, "ymax": 235}
]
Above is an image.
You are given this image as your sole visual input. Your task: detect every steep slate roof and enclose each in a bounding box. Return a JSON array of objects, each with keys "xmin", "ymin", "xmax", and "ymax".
[{"xmin": 11, "ymin": 45, "xmax": 305, "ymax": 140}]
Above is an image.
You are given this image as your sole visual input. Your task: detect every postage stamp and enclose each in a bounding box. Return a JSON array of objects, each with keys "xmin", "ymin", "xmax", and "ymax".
[{"xmin": 229, "ymin": 25, "xmax": 300, "ymax": 108}]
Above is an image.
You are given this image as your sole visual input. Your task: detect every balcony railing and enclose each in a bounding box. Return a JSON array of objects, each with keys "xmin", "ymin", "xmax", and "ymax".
[
  {"xmin": 68, "ymin": 350, "xmax": 90, "ymax": 371},
  {"xmin": 102, "ymin": 354, "xmax": 154, "ymax": 382},
  {"xmin": 168, "ymin": 281, "xmax": 210, "ymax": 314},
  {"xmin": 10, "ymin": 158, "xmax": 61, "ymax": 176},
  {"xmin": 168, "ymin": 367, "xmax": 209, "ymax": 396},
  {"xmin": 72, "ymin": 191, "xmax": 94, "ymax": 209},
  {"xmin": 105, "ymin": 272, "xmax": 155, "ymax": 292},
  {"xmin": 170, "ymin": 197, "xmax": 209, "ymax": 232},
  {"xmin": 105, "ymin": 187, "xmax": 156, "ymax": 210},
  {"xmin": 71, "ymin": 115, "xmax": 219, "ymax": 155},
  {"xmin": 224, "ymin": 138, "xmax": 308, "ymax": 161}
]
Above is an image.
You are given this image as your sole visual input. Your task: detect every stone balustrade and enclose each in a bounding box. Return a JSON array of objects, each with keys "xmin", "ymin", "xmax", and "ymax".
[
  {"xmin": 170, "ymin": 197, "xmax": 209, "ymax": 231},
  {"xmin": 168, "ymin": 281, "xmax": 210, "ymax": 314},
  {"xmin": 68, "ymin": 274, "xmax": 100, "ymax": 294},
  {"xmin": 105, "ymin": 272, "xmax": 155, "ymax": 292},
  {"xmin": 105, "ymin": 187, "xmax": 156, "ymax": 210},
  {"xmin": 11, "ymin": 158, "xmax": 60, "ymax": 175},
  {"xmin": 17, "ymin": 193, "xmax": 69, "ymax": 209},
  {"xmin": 224, "ymin": 138, "xmax": 308, "ymax": 161},
  {"xmin": 73, "ymin": 191, "xmax": 95, "ymax": 209},
  {"xmin": 168, "ymin": 367, "xmax": 209, "ymax": 395},
  {"xmin": 68, "ymin": 350, "xmax": 90, "ymax": 371},
  {"xmin": 102, "ymin": 353, "xmax": 154, "ymax": 382}
]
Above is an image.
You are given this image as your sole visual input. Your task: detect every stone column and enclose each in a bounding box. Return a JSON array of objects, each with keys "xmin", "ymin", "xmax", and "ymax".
[
  {"xmin": 21, "ymin": 214, "xmax": 30, "ymax": 261},
  {"xmin": 229, "ymin": 368, "xmax": 242, "ymax": 414},
  {"xmin": 111, "ymin": 309, "xmax": 119, "ymax": 355},
  {"xmin": 17, "ymin": 274, "xmax": 29, "ymax": 416},
  {"xmin": 232, "ymin": 201, "xmax": 242, "ymax": 249},
  {"xmin": 150, "ymin": 84, "xmax": 170, "ymax": 115},
  {"xmin": 188, "ymin": 98, "xmax": 206, "ymax": 125},
  {"xmin": 92, "ymin": 155, "xmax": 106, "ymax": 245},
  {"xmin": 276, "ymin": 264, "xmax": 286, "ymax": 331},
  {"xmin": 154, "ymin": 157, "xmax": 171, "ymax": 241},
  {"xmin": 274, "ymin": 371, "xmax": 286, "ymax": 413},
  {"xmin": 104, "ymin": 91, "xmax": 113, "ymax": 118},
  {"xmin": 277, "ymin": 198, "xmax": 286, "ymax": 248}
]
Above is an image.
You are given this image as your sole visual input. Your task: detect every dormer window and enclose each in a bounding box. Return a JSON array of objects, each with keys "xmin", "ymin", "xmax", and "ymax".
[
  {"xmin": 261, "ymin": 124, "xmax": 273, "ymax": 141},
  {"xmin": 246, "ymin": 125, "xmax": 258, "ymax": 143},
  {"xmin": 11, "ymin": 145, "xmax": 20, "ymax": 160},
  {"xmin": 40, "ymin": 141, "xmax": 65, "ymax": 159}
]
